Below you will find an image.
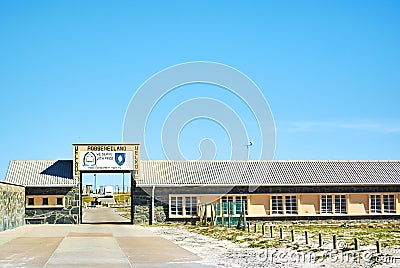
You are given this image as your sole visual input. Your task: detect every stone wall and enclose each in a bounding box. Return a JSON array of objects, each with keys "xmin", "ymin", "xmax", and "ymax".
[
  {"xmin": 0, "ymin": 181, "xmax": 25, "ymax": 232},
  {"xmin": 25, "ymin": 186, "xmax": 79, "ymax": 224},
  {"xmin": 132, "ymin": 187, "xmax": 166, "ymax": 224}
]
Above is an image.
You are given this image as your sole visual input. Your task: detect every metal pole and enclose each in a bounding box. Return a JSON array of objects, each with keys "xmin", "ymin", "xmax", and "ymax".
[
  {"xmin": 123, "ymin": 173, "xmax": 125, "ymax": 194},
  {"xmin": 94, "ymin": 174, "xmax": 97, "ymax": 194},
  {"xmin": 151, "ymin": 185, "xmax": 155, "ymax": 225},
  {"xmin": 245, "ymin": 141, "xmax": 253, "ymax": 158}
]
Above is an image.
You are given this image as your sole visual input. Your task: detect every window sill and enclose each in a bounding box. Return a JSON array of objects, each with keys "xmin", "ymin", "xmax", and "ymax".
[
  {"xmin": 169, "ymin": 215, "xmax": 199, "ymax": 218},
  {"xmin": 26, "ymin": 205, "xmax": 64, "ymax": 209}
]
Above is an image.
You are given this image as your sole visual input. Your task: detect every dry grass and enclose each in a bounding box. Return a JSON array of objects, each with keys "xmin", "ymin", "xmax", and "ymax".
[{"xmin": 156, "ymin": 221, "xmax": 400, "ymax": 252}]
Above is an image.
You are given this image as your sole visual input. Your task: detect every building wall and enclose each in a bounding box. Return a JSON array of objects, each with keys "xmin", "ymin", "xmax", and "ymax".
[
  {"xmin": 133, "ymin": 186, "xmax": 233, "ymax": 224},
  {"xmin": 0, "ymin": 181, "xmax": 25, "ymax": 232},
  {"xmin": 398, "ymin": 194, "xmax": 400, "ymax": 214},
  {"xmin": 348, "ymin": 194, "xmax": 368, "ymax": 215},
  {"xmin": 133, "ymin": 185, "xmax": 400, "ymax": 223},
  {"xmin": 249, "ymin": 195, "xmax": 268, "ymax": 216},
  {"xmin": 25, "ymin": 186, "xmax": 79, "ymax": 224},
  {"xmin": 298, "ymin": 195, "xmax": 319, "ymax": 215}
]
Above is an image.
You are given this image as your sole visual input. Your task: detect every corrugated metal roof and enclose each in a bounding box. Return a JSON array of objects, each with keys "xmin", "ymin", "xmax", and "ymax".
[
  {"xmin": 5, "ymin": 160, "xmax": 75, "ymax": 187},
  {"xmin": 137, "ymin": 160, "xmax": 400, "ymax": 186},
  {"xmin": 5, "ymin": 159, "xmax": 400, "ymax": 187}
]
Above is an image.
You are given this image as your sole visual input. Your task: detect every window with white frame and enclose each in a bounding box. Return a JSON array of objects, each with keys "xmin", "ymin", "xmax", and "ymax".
[
  {"xmin": 216, "ymin": 200, "xmax": 221, "ymax": 215},
  {"xmin": 235, "ymin": 196, "xmax": 248, "ymax": 215},
  {"xmin": 271, "ymin": 196, "xmax": 283, "ymax": 214},
  {"xmin": 285, "ymin": 196, "xmax": 297, "ymax": 214},
  {"xmin": 170, "ymin": 196, "xmax": 183, "ymax": 216},
  {"xmin": 185, "ymin": 196, "xmax": 198, "ymax": 216},
  {"xmin": 370, "ymin": 195, "xmax": 381, "ymax": 214},
  {"xmin": 222, "ymin": 196, "xmax": 234, "ymax": 215},
  {"xmin": 383, "ymin": 195, "xmax": 395, "ymax": 213},
  {"xmin": 334, "ymin": 195, "xmax": 347, "ymax": 214},
  {"xmin": 321, "ymin": 195, "xmax": 333, "ymax": 214}
]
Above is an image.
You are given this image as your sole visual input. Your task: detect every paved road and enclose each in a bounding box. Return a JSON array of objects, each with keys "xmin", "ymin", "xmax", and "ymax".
[
  {"xmin": 0, "ymin": 224, "xmax": 216, "ymax": 267},
  {"xmin": 83, "ymin": 207, "xmax": 130, "ymax": 223}
]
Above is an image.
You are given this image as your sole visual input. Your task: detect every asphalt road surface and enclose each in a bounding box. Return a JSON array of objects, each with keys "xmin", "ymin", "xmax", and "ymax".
[{"xmin": 83, "ymin": 207, "xmax": 130, "ymax": 223}]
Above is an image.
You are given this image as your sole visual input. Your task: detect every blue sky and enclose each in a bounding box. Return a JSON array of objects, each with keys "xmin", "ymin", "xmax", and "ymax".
[{"xmin": 1, "ymin": 1, "xmax": 400, "ymax": 180}]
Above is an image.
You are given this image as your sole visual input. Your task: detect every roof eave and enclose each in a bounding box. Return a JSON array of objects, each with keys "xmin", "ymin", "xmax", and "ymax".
[
  {"xmin": 25, "ymin": 184, "xmax": 76, "ymax": 188},
  {"xmin": 137, "ymin": 183, "xmax": 400, "ymax": 187}
]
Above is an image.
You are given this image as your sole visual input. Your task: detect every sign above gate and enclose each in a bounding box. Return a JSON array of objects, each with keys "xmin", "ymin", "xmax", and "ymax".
[{"xmin": 73, "ymin": 143, "xmax": 140, "ymax": 176}]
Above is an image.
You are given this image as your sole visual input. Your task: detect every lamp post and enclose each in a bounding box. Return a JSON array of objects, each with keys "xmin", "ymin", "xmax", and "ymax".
[
  {"xmin": 245, "ymin": 141, "xmax": 253, "ymax": 159},
  {"xmin": 122, "ymin": 173, "xmax": 125, "ymax": 194},
  {"xmin": 94, "ymin": 174, "xmax": 97, "ymax": 194}
]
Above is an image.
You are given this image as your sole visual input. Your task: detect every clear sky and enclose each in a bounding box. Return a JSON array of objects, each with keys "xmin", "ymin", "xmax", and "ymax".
[{"xmin": 1, "ymin": 1, "xmax": 400, "ymax": 180}]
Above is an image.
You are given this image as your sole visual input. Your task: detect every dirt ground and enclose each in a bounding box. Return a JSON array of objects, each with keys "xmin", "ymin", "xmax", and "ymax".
[{"xmin": 151, "ymin": 225, "xmax": 400, "ymax": 268}]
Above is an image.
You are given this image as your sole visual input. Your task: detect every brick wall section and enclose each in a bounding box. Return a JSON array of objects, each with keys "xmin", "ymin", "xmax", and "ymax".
[{"xmin": 0, "ymin": 181, "xmax": 25, "ymax": 231}]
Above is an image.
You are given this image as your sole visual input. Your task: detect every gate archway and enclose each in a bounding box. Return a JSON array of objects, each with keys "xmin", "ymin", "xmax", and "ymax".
[{"xmin": 72, "ymin": 144, "xmax": 140, "ymax": 224}]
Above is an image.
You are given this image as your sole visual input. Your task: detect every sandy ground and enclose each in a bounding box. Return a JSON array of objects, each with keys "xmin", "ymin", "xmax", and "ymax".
[{"xmin": 151, "ymin": 226, "xmax": 400, "ymax": 268}]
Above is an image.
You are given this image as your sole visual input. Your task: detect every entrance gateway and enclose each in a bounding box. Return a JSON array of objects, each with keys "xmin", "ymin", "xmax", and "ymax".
[{"xmin": 72, "ymin": 143, "xmax": 140, "ymax": 223}]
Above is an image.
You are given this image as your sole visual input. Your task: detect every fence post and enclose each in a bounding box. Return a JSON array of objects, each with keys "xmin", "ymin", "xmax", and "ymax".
[
  {"xmin": 291, "ymin": 229, "xmax": 295, "ymax": 242},
  {"xmin": 236, "ymin": 208, "xmax": 243, "ymax": 230},
  {"xmin": 221, "ymin": 203, "xmax": 224, "ymax": 227},
  {"xmin": 242, "ymin": 201, "xmax": 247, "ymax": 229},
  {"xmin": 270, "ymin": 226, "xmax": 273, "ymax": 238},
  {"xmin": 214, "ymin": 203, "xmax": 217, "ymax": 226},
  {"xmin": 210, "ymin": 203, "xmax": 214, "ymax": 226},
  {"xmin": 247, "ymin": 222, "xmax": 250, "ymax": 232},
  {"xmin": 305, "ymin": 231, "xmax": 308, "ymax": 245},
  {"xmin": 204, "ymin": 204, "xmax": 208, "ymax": 226},
  {"xmin": 376, "ymin": 241, "xmax": 381, "ymax": 253},
  {"xmin": 254, "ymin": 224, "xmax": 257, "ymax": 233},
  {"xmin": 318, "ymin": 233, "xmax": 322, "ymax": 247},
  {"xmin": 199, "ymin": 204, "xmax": 203, "ymax": 225},
  {"xmin": 227, "ymin": 201, "xmax": 231, "ymax": 228},
  {"xmin": 333, "ymin": 235, "xmax": 337, "ymax": 250},
  {"xmin": 354, "ymin": 238, "xmax": 359, "ymax": 250},
  {"xmin": 279, "ymin": 227, "xmax": 283, "ymax": 239},
  {"xmin": 262, "ymin": 224, "xmax": 265, "ymax": 235}
]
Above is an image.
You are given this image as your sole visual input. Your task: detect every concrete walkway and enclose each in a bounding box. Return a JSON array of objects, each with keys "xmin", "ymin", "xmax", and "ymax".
[
  {"xmin": 82, "ymin": 207, "xmax": 131, "ymax": 223},
  {"xmin": 0, "ymin": 224, "xmax": 216, "ymax": 267}
]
